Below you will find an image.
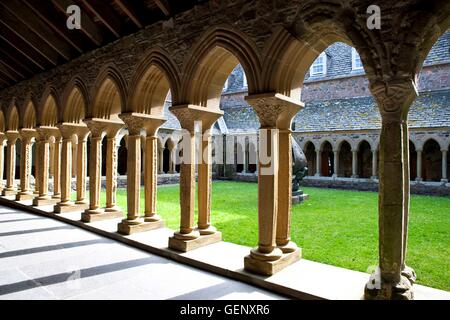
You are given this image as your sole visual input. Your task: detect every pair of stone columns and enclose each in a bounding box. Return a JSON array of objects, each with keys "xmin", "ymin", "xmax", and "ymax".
[
  {"xmin": 32, "ymin": 127, "xmax": 61, "ymax": 206},
  {"xmin": 15, "ymin": 129, "xmax": 36, "ymax": 201},
  {"xmin": 81, "ymin": 119, "xmax": 123, "ymax": 222},
  {"xmin": 168, "ymin": 104, "xmax": 223, "ymax": 252},
  {"xmin": 1, "ymin": 131, "xmax": 19, "ymax": 196},
  {"xmin": 116, "ymin": 112, "xmax": 166, "ymax": 234},
  {"xmin": 243, "ymin": 93, "xmax": 303, "ymax": 275},
  {"xmin": 54, "ymin": 123, "xmax": 90, "ymax": 213}
]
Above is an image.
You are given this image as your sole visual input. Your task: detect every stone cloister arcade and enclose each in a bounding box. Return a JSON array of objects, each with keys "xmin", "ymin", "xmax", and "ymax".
[{"xmin": 0, "ymin": 0, "xmax": 449, "ymax": 300}]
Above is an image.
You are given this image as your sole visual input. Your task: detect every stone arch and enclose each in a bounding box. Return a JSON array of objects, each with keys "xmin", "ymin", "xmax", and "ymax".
[
  {"xmin": 117, "ymin": 135, "xmax": 127, "ymax": 175},
  {"xmin": 357, "ymin": 140, "xmax": 372, "ymax": 179},
  {"xmin": 409, "ymin": 140, "xmax": 417, "ymax": 181},
  {"xmin": 39, "ymin": 87, "xmax": 59, "ymax": 127},
  {"xmin": 22, "ymin": 101, "xmax": 37, "ymax": 129},
  {"xmin": 6, "ymin": 103, "xmax": 19, "ymax": 131},
  {"xmin": 90, "ymin": 65, "xmax": 127, "ymax": 120},
  {"xmin": 304, "ymin": 141, "xmax": 316, "ymax": 176},
  {"xmin": 338, "ymin": 140, "xmax": 352, "ymax": 178},
  {"xmin": 181, "ymin": 26, "xmax": 262, "ymax": 109},
  {"xmin": 0, "ymin": 110, "xmax": 5, "ymax": 132},
  {"xmin": 129, "ymin": 47, "xmax": 181, "ymax": 114},
  {"xmin": 422, "ymin": 138, "xmax": 442, "ymax": 182},
  {"xmin": 62, "ymin": 77, "xmax": 89, "ymax": 123},
  {"xmin": 262, "ymin": 27, "xmax": 322, "ymax": 98},
  {"xmin": 320, "ymin": 140, "xmax": 334, "ymax": 177}
]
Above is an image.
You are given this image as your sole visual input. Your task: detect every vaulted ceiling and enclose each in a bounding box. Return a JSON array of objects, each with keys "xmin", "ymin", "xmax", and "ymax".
[{"xmin": 0, "ymin": 0, "xmax": 205, "ymax": 90}]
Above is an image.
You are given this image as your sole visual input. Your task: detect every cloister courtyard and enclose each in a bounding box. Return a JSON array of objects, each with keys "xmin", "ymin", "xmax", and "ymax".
[
  {"xmin": 101, "ymin": 181, "xmax": 449, "ymax": 291},
  {"xmin": 0, "ymin": 0, "xmax": 449, "ymax": 302}
]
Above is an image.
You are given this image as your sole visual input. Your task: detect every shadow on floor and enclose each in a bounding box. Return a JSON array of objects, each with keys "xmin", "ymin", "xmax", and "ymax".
[
  {"xmin": 0, "ymin": 226, "xmax": 74, "ymax": 237},
  {"xmin": 0, "ymin": 257, "xmax": 165, "ymax": 295},
  {"xmin": 0, "ymin": 217, "xmax": 46, "ymax": 224},
  {"xmin": 0, "ymin": 239, "xmax": 111, "ymax": 259}
]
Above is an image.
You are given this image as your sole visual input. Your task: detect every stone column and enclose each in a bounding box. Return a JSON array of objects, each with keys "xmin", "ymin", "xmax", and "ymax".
[
  {"xmin": 54, "ymin": 125, "xmax": 77, "ymax": 212},
  {"xmin": 82, "ymin": 119, "xmax": 123, "ymax": 222},
  {"xmin": 105, "ymin": 126, "xmax": 123, "ymax": 214},
  {"xmin": 168, "ymin": 104, "xmax": 223, "ymax": 252},
  {"xmin": 49, "ymin": 141, "xmax": 55, "ymax": 178},
  {"xmin": 72, "ymin": 141, "xmax": 77, "ymax": 178},
  {"xmin": 244, "ymin": 93, "xmax": 302, "ymax": 275},
  {"xmin": 351, "ymin": 149, "xmax": 358, "ymax": 178},
  {"xmin": 415, "ymin": 149, "xmax": 422, "ymax": 181},
  {"xmin": 16, "ymin": 129, "xmax": 35, "ymax": 200},
  {"xmin": 441, "ymin": 150, "xmax": 448, "ymax": 183},
  {"xmin": 315, "ymin": 150, "xmax": 321, "ymax": 177},
  {"xmin": 158, "ymin": 146, "xmax": 164, "ymax": 174},
  {"xmin": 33, "ymin": 139, "xmax": 40, "ymax": 194},
  {"xmin": 371, "ymin": 149, "xmax": 378, "ymax": 179},
  {"xmin": 144, "ymin": 135, "xmax": 159, "ymax": 219},
  {"xmin": 75, "ymin": 127, "xmax": 90, "ymax": 208},
  {"xmin": 33, "ymin": 127, "xmax": 59, "ymax": 206},
  {"xmin": 332, "ymin": 150, "xmax": 339, "ymax": 178},
  {"xmin": 51, "ymin": 136, "xmax": 62, "ymax": 199},
  {"xmin": 243, "ymin": 137, "xmax": 249, "ymax": 173},
  {"xmin": 167, "ymin": 140, "xmax": 175, "ymax": 174},
  {"xmin": 364, "ymin": 79, "xmax": 417, "ymax": 300},
  {"xmin": 118, "ymin": 113, "xmax": 166, "ymax": 234},
  {"xmin": 198, "ymin": 125, "xmax": 221, "ymax": 236},
  {"xmin": 0, "ymin": 134, "xmax": 5, "ymax": 192},
  {"xmin": 2, "ymin": 131, "xmax": 19, "ymax": 196}
]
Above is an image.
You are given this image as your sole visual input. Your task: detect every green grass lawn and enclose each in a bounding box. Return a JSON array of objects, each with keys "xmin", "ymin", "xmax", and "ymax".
[{"xmin": 98, "ymin": 181, "xmax": 450, "ymax": 291}]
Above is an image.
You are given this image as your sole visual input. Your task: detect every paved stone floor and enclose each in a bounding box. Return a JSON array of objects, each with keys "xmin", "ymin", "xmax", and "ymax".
[{"xmin": 0, "ymin": 205, "xmax": 285, "ymax": 300}]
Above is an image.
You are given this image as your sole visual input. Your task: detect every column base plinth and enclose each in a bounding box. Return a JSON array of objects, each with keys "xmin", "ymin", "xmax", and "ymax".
[
  {"xmin": 144, "ymin": 214, "xmax": 161, "ymax": 222},
  {"xmin": 52, "ymin": 194, "xmax": 61, "ymax": 199},
  {"xmin": 15, "ymin": 192, "xmax": 35, "ymax": 201},
  {"xmin": 33, "ymin": 196, "xmax": 59, "ymax": 206},
  {"xmin": 276, "ymin": 241, "xmax": 299, "ymax": 254},
  {"xmin": 2, "ymin": 189, "xmax": 17, "ymax": 196},
  {"xmin": 364, "ymin": 268, "xmax": 414, "ymax": 300},
  {"xmin": 169, "ymin": 231, "xmax": 222, "ymax": 252},
  {"xmin": 401, "ymin": 265, "xmax": 417, "ymax": 285},
  {"xmin": 244, "ymin": 247, "xmax": 301, "ymax": 276},
  {"xmin": 81, "ymin": 209, "xmax": 123, "ymax": 223},
  {"xmin": 198, "ymin": 225, "xmax": 217, "ymax": 235},
  {"xmin": 54, "ymin": 201, "xmax": 78, "ymax": 213},
  {"xmin": 105, "ymin": 206, "xmax": 122, "ymax": 214},
  {"xmin": 117, "ymin": 219, "xmax": 165, "ymax": 235}
]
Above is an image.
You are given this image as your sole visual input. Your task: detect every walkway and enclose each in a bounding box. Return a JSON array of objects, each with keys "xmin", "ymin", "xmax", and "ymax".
[{"xmin": 0, "ymin": 205, "xmax": 284, "ymax": 300}]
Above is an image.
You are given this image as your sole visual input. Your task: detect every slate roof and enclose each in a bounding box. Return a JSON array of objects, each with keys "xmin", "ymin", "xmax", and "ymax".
[{"xmin": 222, "ymin": 90, "xmax": 450, "ymax": 133}]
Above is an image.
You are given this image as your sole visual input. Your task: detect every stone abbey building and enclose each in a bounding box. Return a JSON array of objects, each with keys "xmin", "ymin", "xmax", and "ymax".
[
  {"xmin": 215, "ymin": 31, "xmax": 450, "ymax": 196},
  {"xmin": 0, "ymin": 0, "xmax": 449, "ymax": 300}
]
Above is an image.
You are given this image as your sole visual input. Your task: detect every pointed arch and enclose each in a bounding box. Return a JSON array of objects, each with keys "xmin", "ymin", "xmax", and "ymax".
[
  {"xmin": 128, "ymin": 47, "xmax": 181, "ymax": 114},
  {"xmin": 90, "ymin": 65, "xmax": 127, "ymax": 120},
  {"xmin": 22, "ymin": 101, "xmax": 37, "ymax": 129},
  {"xmin": 0, "ymin": 109, "xmax": 5, "ymax": 132},
  {"xmin": 6, "ymin": 102, "xmax": 19, "ymax": 131},
  {"xmin": 62, "ymin": 76, "xmax": 89, "ymax": 123},
  {"xmin": 39, "ymin": 86, "xmax": 60, "ymax": 127},
  {"xmin": 181, "ymin": 26, "xmax": 262, "ymax": 109}
]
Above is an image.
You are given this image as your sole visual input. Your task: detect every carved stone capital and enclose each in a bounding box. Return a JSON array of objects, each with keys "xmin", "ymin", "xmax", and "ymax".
[
  {"xmin": 119, "ymin": 112, "xmax": 167, "ymax": 136},
  {"xmin": 57, "ymin": 122, "xmax": 88, "ymax": 140},
  {"xmin": 84, "ymin": 118, "xmax": 123, "ymax": 138},
  {"xmin": 5, "ymin": 130, "xmax": 19, "ymax": 144},
  {"xmin": 370, "ymin": 78, "xmax": 418, "ymax": 122},
  {"xmin": 245, "ymin": 93, "xmax": 304, "ymax": 129},
  {"xmin": 19, "ymin": 128, "xmax": 36, "ymax": 144},
  {"xmin": 169, "ymin": 104, "xmax": 223, "ymax": 133},
  {"xmin": 36, "ymin": 126, "xmax": 60, "ymax": 141},
  {"xmin": 0, "ymin": 132, "xmax": 6, "ymax": 144}
]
